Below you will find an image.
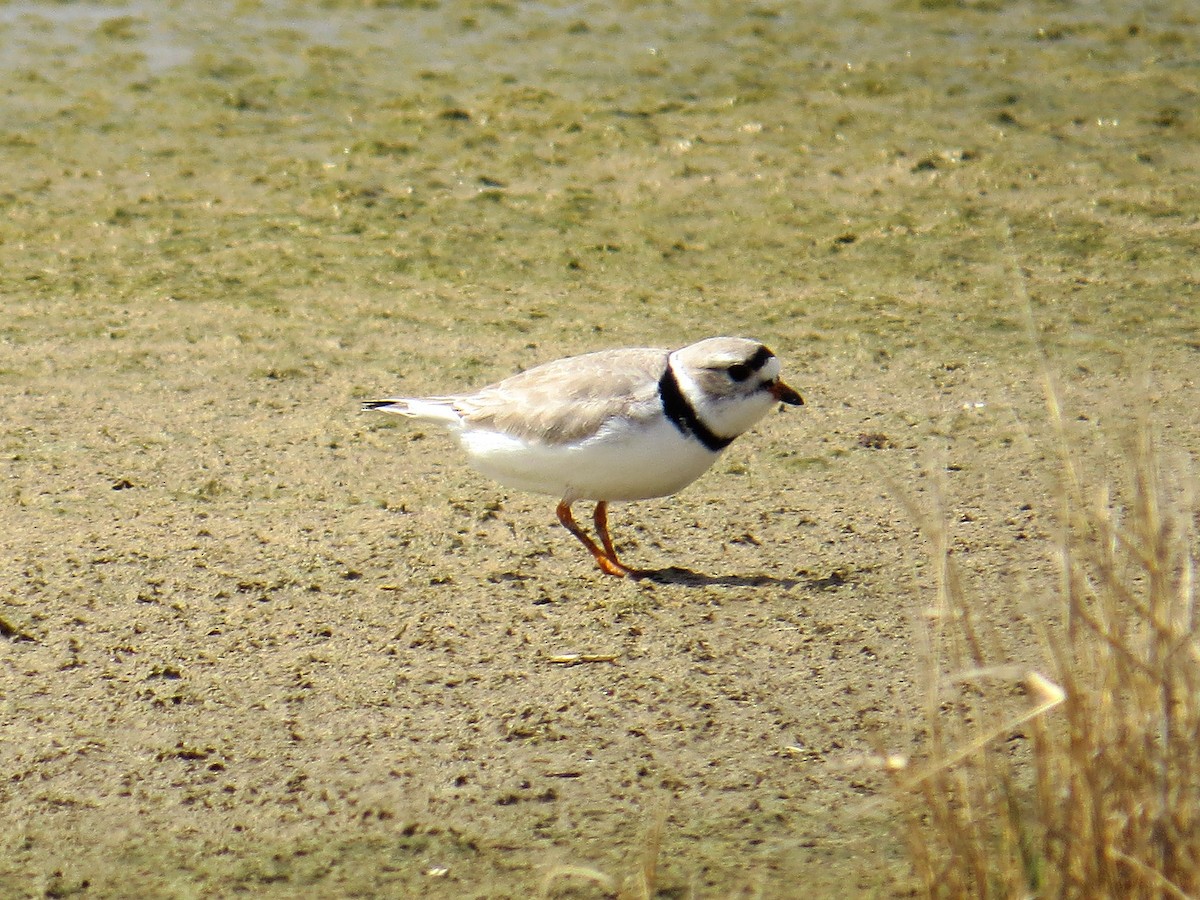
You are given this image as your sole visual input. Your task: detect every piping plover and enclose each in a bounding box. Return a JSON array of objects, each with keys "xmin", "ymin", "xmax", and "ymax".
[{"xmin": 363, "ymin": 336, "xmax": 802, "ymax": 577}]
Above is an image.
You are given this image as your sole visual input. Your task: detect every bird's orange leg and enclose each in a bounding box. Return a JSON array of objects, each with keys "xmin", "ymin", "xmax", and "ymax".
[
  {"xmin": 556, "ymin": 500, "xmax": 630, "ymax": 577},
  {"xmin": 592, "ymin": 501, "xmax": 637, "ymax": 576}
]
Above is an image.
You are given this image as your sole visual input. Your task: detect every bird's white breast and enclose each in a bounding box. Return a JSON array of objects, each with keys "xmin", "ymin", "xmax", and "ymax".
[{"xmin": 458, "ymin": 415, "xmax": 721, "ymax": 502}]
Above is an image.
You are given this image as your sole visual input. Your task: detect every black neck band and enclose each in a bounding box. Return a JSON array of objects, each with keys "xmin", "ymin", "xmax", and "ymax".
[{"xmin": 658, "ymin": 364, "xmax": 734, "ymax": 452}]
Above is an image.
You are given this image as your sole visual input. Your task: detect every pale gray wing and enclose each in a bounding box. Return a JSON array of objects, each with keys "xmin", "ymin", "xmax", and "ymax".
[{"xmin": 453, "ymin": 348, "xmax": 669, "ymax": 445}]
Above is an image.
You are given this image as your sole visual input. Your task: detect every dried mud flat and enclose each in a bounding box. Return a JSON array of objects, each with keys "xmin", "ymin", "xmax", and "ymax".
[{"xmin": 2, "ymin": 2, "xmax": 1198, "ymax": 897}]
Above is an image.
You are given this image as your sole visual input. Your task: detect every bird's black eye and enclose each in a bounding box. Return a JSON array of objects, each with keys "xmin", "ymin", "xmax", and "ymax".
[{"xmin": 727, "ymin": 362, "xmax": 752, "ymax": 382}]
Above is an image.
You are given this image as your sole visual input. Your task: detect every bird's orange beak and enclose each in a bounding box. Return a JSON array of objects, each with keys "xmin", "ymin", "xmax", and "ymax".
[{"xmin": 771, "ymin": 380, "xmax": 804, "ymax": 406}]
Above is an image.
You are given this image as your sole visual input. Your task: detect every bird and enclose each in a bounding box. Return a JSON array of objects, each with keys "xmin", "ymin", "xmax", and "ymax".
[{"xmin": 362, "ymin": 336, "xmax": 802, "ymax": 577}]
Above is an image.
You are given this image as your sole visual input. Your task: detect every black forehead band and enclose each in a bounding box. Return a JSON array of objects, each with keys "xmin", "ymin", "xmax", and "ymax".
[{"xmin": 747, "ymin": 345, "xmax": 775, "ymax": 371}]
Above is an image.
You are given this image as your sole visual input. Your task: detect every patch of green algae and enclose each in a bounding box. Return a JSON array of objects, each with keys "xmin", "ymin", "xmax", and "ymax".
[{"xmin": 2, "ymin": 1, "xmax": 1196, "ymax": 365}]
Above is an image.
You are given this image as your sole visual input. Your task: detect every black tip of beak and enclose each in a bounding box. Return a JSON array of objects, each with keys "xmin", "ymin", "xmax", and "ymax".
[{"xmin": 771, "ymin": 381, "xmax": 804, "ymax": 406}]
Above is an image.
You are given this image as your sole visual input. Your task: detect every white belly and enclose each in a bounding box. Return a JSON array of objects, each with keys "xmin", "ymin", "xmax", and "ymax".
[{"xmin": 459, "ymin": 417, "xmax": 721, "ymax": 502}]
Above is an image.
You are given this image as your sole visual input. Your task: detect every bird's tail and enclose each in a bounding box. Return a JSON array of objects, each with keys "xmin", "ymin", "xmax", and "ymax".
[{"xmin": 361, "ymin": 397, "xmax": 463, "ymax": 426}]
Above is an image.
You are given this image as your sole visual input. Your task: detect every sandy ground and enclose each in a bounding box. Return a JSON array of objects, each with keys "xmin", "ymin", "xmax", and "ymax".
[{"xmin": 2, "ymin": 1, "xmax": 1198, "ymax": 897}]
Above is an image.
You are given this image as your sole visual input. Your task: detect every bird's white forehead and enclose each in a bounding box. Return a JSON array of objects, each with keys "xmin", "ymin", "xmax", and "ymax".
[{"xmin": 677, "ymin": 337, "xmax": 774, "ymax": 367}]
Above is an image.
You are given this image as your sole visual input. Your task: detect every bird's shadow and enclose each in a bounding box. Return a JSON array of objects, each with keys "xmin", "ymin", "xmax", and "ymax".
[{"xmin": 628, "ymin": 566, "xmax": 845, "ymax": 590}]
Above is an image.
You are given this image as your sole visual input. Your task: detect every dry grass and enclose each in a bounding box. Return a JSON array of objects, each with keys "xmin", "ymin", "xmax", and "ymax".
[
  {"xmin": 540, "ymin": 809, "xmax": 669, "ymax": 899},
  {"xmin": 892, "ymin": 354, "xmax": 1200, "ymax": 897}
]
